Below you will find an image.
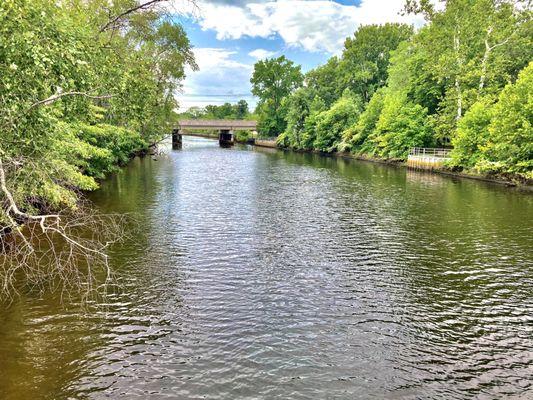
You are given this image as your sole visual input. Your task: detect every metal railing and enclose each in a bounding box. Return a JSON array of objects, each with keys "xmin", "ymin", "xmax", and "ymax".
[{"xmin": 409, "ymin": 147, "xmax": 451, "ymax": 158}]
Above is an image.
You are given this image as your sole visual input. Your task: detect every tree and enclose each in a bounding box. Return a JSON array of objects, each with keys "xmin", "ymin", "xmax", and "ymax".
[
  {"xmin": 450, "ymin": 98, "xmax": 494, "ymax": 168},
  {"xmin": 342, "ymin": 38, "xmax": 437, "ymax": 158},
  {"xmin": 313, "ymin": 92, "xmax": 363, "ymax": 153},
  {"xmin": 235, "ymin": 100, "xmax": 249, "ymax": 119},
  {"xmin": 251, "ymin": 56, "xmax": 303, "ymax": 136},
  {"xmin": 305, "ymin": 57, "xmax": 342, "ymax": 108},
  {"xmin": 184, "ymin": 107, "xmax": 205, "ymax": 119},
  {"xmin": 341, "ymin": 89, "xmax": 386, "ymax": 153},
  {"xmin": 181, "ymin": 100, "xmax": 250, "ymax": 121},
  {"xmin": 278, "ymin": 87, "xmax": 318, "ymax": 149},
  {"xmin": 338, "ymin": 23, "xmax": 414, "ymax": 103},
  {"xmin": 404, "ymin": 0, "xmax": 532, "ymax": 139},
  {"xmin": 0, "ymin": 0, "xmax": 196, "ymax": 296},
  {"xmin": 370, "ymin": 94, "xmax": 435, "ymax": 159},
  {"xmin": 205, "ymin": 103, "xmax": 235, "ymax": 119},
  {"xmin": 481, "ymin": 61, "xmax": 533, "ymax": 178}
]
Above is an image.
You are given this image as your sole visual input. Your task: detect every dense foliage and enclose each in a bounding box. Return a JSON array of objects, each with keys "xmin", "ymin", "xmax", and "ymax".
[
  {"xmin": 256, "ymin": 0, "xmax": 532, "ymax": 181},
  {"xmin": 0, "ymin": 0, "xmax": 196, "ymax": 291},
  {"xmin": 0, "ymin": 0, "xmax": 196, "ymax": 219},
  {"xmin": 251, "ymin": 56, "xmax": 304, "ymax": 137},
  {"xmin": 451, "ymin": 61, "xmax": 532, "ymax": 178}
]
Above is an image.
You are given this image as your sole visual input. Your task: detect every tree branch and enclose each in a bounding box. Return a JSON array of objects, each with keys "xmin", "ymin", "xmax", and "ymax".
[
  {"xmin": 479, "ymin": 26, "xmax": 516, "ymax": 93},
  {"xmin": 0, "ymin": 157, "xmax": 120, "ymax": 298},
  {"xmin": 0, "ymin": 158, "xmax": 110, "ymax": 260},
  {"xmin": 99, "ymin": 0, "xmax": 167, "ymax": 32},
  {"xmin": 27, "ymin": 91, "xmax": 114, "ymax": 112}
]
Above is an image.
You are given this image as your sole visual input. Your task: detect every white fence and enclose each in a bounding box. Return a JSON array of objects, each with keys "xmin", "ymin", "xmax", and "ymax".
[
  {"xmin": 407, "ymin": 148, "xmax": 452, "ymax": 170},
  {"xmin": 409, "ymin": 147, "xmax": 451, "ymax": 158}
]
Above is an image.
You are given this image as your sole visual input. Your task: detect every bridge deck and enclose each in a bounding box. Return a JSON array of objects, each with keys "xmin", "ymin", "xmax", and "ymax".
[{"xmin": 178, "ymin": 119, "xmax": 257, "ymax": 131}]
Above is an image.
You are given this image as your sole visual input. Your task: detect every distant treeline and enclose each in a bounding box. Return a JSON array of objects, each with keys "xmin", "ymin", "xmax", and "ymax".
[
  {"xmin": 179, "ymin": 100, "xmax": 252, "ymax": 120},
  {"xmin": 250, "ymin": 0, "xmax": 532, "ymax": 181}
]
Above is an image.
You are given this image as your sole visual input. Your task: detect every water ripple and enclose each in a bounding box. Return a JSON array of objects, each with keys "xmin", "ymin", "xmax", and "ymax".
[{"xmin": 0, "ymin": 138, "xmax": 532, "ymax": 399}]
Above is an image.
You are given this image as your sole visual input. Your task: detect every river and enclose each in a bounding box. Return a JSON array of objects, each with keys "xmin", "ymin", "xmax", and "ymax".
[{"xmin": 1, "ymin": 137, "xmax": 532, "ymax": 399}]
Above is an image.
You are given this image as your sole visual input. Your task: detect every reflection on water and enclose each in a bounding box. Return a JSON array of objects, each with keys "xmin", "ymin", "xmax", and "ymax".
[{"xmin": 1, "ymin": 137, "xmax": 532, "ymax": 399}]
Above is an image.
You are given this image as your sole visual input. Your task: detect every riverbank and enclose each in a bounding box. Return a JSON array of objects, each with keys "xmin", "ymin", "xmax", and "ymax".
[
  {"xmin": 343, "ymin": 152, "xmax": 533, "ymax": 190},
  {"xmin": 258, "ymin": 143, "xmax": 533, "ymax": 191}
]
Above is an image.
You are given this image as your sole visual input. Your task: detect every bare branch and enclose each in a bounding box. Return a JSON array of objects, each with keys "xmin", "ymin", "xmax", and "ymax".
[
  {"xmin": 0, "ymin": 157, "xmax": 127, "ymax": 300},
  {"xmin": 0, "ymin": 158, "xmax": 109, "ymax": 259},
  {"xmin": 100, "ymin": 0, "xmax": 167, "ymax": 32}
]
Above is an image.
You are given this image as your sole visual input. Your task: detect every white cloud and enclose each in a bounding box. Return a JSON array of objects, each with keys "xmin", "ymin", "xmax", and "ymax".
[
  {"xmin": 172, "ymin": 0, "xmax": 442, "ymax": 110},
  {"xmin": 193, "ymin": 0, "xmax": 431, "ymax": 54},
  {"xmin": 177, "ymin": 47, "xmax": 255, "ymax": 110},
  {"xmin": 248, "ymin": 48, "xmax": 276, "ymax": 59},
  {"xmin": 191, "ymin": 47, "xmax": 250, "ymax": 70}
]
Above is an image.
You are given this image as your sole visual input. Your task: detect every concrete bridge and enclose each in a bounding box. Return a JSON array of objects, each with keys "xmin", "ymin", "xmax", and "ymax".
[{"xmin": 172, "ymin": 120, "xmax": 258, "ymax": 148}]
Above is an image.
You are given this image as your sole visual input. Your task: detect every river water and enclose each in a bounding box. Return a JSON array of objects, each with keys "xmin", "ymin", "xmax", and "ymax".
[{"xmin": 1, "ymin": 137, "xmax": 532, "ymax": 399}]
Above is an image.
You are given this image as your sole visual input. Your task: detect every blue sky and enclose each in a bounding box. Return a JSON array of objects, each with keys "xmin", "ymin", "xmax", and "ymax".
[{"xmin": 173, "ymin": 0, "xmax": 430, "ymax": 111}]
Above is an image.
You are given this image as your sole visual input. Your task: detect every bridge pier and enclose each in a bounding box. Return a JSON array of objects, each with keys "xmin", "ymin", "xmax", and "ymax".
[
  {"xmin": 172, "ymin": 128, "xmax": 182, "ymax": 149},
  {"xmin": 219, "ymin": 129, "xmax": 234, "ymax": 147}
]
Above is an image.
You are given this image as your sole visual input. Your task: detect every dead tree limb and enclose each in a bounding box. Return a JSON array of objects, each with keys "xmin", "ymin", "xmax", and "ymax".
[{"xmin": 0, "ymin": 157, "xmax": 125, "ymax": 299}]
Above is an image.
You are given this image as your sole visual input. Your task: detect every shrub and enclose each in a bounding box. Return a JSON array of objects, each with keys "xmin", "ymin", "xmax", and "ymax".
[
  {"xmin": 450, "ymin": 98, "xmax": 494, "ymax": 169},
  {"xmin": 313, "ymin": 96, "xmax": 363, "ymax": 152},
  {"xmin": 73, "ymin": 123, "xmax": 146, "ymax": 179},
  {"xmin": 235, "ymin": 130, "xmax": 252, "ymax": 142},
  {"xmin": 370, "ymin": 94, "xmax": 435, "ymax": 159}
]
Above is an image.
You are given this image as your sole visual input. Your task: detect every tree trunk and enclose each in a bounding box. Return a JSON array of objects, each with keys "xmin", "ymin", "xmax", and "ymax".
[
  {"xmin": 454, "ymin": 33, "xmax": 463, "ymax": 121},
  {"xmin": 479, "ymin": 26, "xmax": 513, "ymax": 95},
  {"xmin": 479, "ymin": 27, "xmax": 493, "ymax": 93}
]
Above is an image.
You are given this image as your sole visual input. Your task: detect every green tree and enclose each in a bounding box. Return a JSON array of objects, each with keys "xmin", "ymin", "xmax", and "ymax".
[
  {"xmin": 182, "ymin": 107, "xmax": 205, "ymax": 119},
  {"xmin": 278, "ymin": 87, "xmax": 318, "ymax": 149},
  {"xmin": 180, "ymin": 100, "xmax": 251, "ymax": 121},
  {"xmin": 301, "ymin": 97, "xmax": 327, "ymax": 150},
  {"xmin": 341, "ymin": 89, "xmax": 386, "ymax": 153},
  {"xmin": 205, "ymin": 103, "xmax": 235, "ymax": 119},
  {"xmin": 305, "ymin": 57, "xmax": 342, "ymax": 108},
  {"xmin": 313, "ymin": 92, "xmax": 363, "ymax": 153},
  {"xmin": 343, "ymin": 39, "xmax": 435, "ymax": 158},
  {"xmin": 480, "ymin": 61, "xmax": 533, "ymax": 178},
  {"xmin": 404, "ymin": 0, "xmax": 532, "ymax": 140},
  {"xmin": 450, "ymin": 98, "xmax": 494, "ymax": 168},
  {"xmin": 370, "ymin": 94, "xmax": 435, "ymax": 159},
  {"xmin": 0, "ymin": 0, "xmax": 196, "ymax": 294},
  {"xmin": 338, "ymin": 23, "xmax": 413, "ymax": 103},
  {"xmin": 234, "ymin": 100, "xmax": 249, "ymax": 119},
  {"xmin": 251, "ymin": 56, "xmax": 304, "ymax": 136}
]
